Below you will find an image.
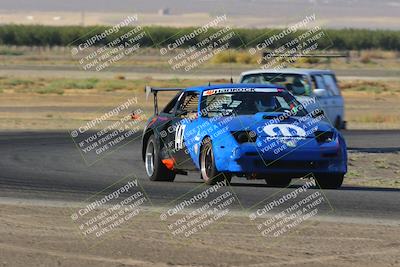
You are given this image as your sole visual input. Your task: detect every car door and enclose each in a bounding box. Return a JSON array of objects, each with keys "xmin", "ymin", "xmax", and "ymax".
[
  {"xmin": 165, "ymin": 91, "xmax": 199, "ymax": 170},
  {"xmin": 310, "ymin": 74, "xmax": 334, "ymax": 124},
  {"xmin": 322, "ymin": 73, "xmax": 344, "ymax": 127}
]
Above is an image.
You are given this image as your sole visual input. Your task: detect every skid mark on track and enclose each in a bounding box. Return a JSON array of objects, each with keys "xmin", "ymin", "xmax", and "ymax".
[
  {"xmin": 246, "ymin": 248, "xmax": 400, "ymax": 267},
  {"xmin": 0, "ymin": 243, "xmax": 171, "ymax": 267}
]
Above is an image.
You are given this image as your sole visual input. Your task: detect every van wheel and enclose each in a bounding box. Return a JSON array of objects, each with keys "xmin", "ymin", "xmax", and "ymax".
[
  {"xmin": 334, "ymin": 117, "xmax": 342, "ymax": 130},
  {"xmin": 314, "ymin": 174, "xmax": 344, "ymax": 189},
  {"xmin": 265, "ymin": 176, "xmax": 292, "ymax": 187}
]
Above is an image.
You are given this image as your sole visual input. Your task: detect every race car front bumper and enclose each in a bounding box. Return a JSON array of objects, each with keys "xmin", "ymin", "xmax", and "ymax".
[{"xmin": 213, "ymin": 139, "xmax": 347, "ymax": 177}]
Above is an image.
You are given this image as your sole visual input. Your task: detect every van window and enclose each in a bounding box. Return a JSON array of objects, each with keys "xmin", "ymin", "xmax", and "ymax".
[
  {"xmin": 241, "ymin": 73, "xmax": 311, "ymax": 96},
  {"xmin": 311, "ymin": 76, "xmax": 318, "ymax": 90},
  {"xmin": 323, "ymin": 74, "xmax": 340, "ymax": 96},
  {"xmin": 312, "ymin": 75, "xmax": 326, "ymax": 89}
]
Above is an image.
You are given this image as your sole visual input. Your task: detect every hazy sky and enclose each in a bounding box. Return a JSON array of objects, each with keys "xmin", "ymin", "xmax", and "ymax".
[
  {"xmin": 0, "ymin": 0, "xmax": 398, "ymax": 16},
  {"xmin": 1, "ymin": 0, "xmax": 399, "ymax": 29}
]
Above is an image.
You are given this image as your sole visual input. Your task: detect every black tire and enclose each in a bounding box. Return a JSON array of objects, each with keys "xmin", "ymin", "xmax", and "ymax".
[
  {"xmin": 334, "ymin": 117, "xmax": 342, "ymax": 130},
  {"xmin": 314, "ymin": 174, "xmax": 344, "ymax": 189},
  {"xmin": 145, "ymin": 135, "xmax": 175, "ymax": 182},
  {"xmin": 200, "ymin": 138, "xmax": 231, "ymax": 185},
  {"xmin": 264, "ymin": 176, "xmax": 292, "ymax": 187}
]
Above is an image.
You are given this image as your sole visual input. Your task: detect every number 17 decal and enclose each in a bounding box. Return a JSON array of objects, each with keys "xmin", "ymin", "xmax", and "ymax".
[{"xmin": 175, "ymin": 124, "xmax": 186, "ymax": 150}]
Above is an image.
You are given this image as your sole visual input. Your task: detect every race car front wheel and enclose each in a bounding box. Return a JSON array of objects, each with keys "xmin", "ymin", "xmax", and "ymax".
[
  {"xmin": 264, "ymin": 176, "xmax": 292, "ymax": 187},
  {"xmin": 314, "ymin": 174, "xmax": 344, "ymax": 189},
  {"xmin": 200, "ymin": 138, "xmax": 231, "ymax": 185},
  {"xmin": 145, "ymin": 135, "xmax": 175, "ymax": 182}
]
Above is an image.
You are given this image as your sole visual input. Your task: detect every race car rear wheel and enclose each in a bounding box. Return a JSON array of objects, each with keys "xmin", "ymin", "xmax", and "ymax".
[
  {"xmin": 145, "ymin": 135, "xmax": 175, "ymax": 182},
  {"xmin": 200, "ymin": 138, "xmax": 231, "ymax": 185},
  {"xmin": 264, "ymin": 176, "xmax": 292, "ymax": 187},
  {"xmin": 314, "ymin": 174, "xmax": 344, "ymax": 189}
]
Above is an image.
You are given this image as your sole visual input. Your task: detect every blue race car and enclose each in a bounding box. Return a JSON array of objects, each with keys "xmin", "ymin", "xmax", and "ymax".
[{"xmin": 142, "ymin": 84, "xmax": 347, "ymax": 189}]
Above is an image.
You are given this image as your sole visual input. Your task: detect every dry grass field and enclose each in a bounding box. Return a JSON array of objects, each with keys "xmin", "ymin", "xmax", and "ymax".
[{"xmin": 1, "ymin": 76, "xmax": 399, "ymax": 130}]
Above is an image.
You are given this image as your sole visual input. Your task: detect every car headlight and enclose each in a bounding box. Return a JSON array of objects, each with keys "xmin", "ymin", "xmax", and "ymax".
[
  {"xmin": 314, "ymin": 131, "xmax": 334, "ymax": 143},
  {"xmin": 231, "ymin": 131, "xmax": 257, "ymax": 144}
]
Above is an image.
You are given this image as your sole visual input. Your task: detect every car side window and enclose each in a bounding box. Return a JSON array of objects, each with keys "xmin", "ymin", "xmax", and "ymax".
[
  {"xmin": 276, "ymin": 96, "xmax": 290, "ymax": 110},
  {"xmin": 176, "ymin": 92, "xmax": 199, "ymax": 118},
  {"xmin": 162, "ymin": 93, "xmax": 180, "ymax": 114},
  {"xmin": 285, "ymin": 75, "xmax": 310, "ymax": 96},
  {"xmin": 311, "ymin": 75, "xmax": 318, "ymax": 90},
  {"xmin": 323, "ymin": 74, "xmax": 340, "ymax": 96},
  {"xmin": 311, "ymin": 74, "xmax": 334, "ymax": 96},
  {"xmin": 312, "ymin": 75, "xmax": 325, "ymax": 89}
]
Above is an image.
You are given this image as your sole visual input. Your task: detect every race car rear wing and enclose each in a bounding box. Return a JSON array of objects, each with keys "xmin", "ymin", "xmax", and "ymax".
[{"xmin": 145, "ymin": 86, "xmax": 184, "ymax": 115}]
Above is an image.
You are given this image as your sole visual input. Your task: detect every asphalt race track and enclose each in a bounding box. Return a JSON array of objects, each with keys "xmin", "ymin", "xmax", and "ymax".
[{"xmin": 0, "ymin": 130, "xmax": 399, "ymax": 221}]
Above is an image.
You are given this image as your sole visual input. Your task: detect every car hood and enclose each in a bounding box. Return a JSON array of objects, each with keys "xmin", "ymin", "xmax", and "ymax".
[{"xmin": 207, "ymin": 112, "xmax": 333, "ymax": 138}]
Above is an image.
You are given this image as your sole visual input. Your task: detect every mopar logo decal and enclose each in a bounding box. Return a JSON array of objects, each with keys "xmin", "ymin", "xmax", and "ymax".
[{"xmin": 263, "ymin": 124, "xmax": 306, "ymax": 137}]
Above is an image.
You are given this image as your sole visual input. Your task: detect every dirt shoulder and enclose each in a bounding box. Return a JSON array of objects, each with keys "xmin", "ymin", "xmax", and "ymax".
[
  {"xmin": 0, "ymin": 202, "xmax": 399, "ymax": 267},
  {"xmin": 346, "ymin": 152, "xmax": 400, "ymax": 188}
]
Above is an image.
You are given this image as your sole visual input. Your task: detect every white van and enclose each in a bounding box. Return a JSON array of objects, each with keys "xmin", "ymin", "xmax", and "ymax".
[{"xmin": 239, "ymin": 68, "xmax": 346, "ymax": 129}]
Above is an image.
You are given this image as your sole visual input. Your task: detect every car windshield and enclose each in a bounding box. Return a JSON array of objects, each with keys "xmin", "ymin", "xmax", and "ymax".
[
  {"xmin": 200, "ymin": 88, "xmax": 308, "ymax": 117},
  {"xmin": 241, "ymin": 73, "xmax": 311, "ymax": 96}
]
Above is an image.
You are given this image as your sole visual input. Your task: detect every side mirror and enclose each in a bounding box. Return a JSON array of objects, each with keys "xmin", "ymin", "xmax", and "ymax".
[{"xmin": 313, "ymin": 88, "xmax": 328, "ymax": 97}]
